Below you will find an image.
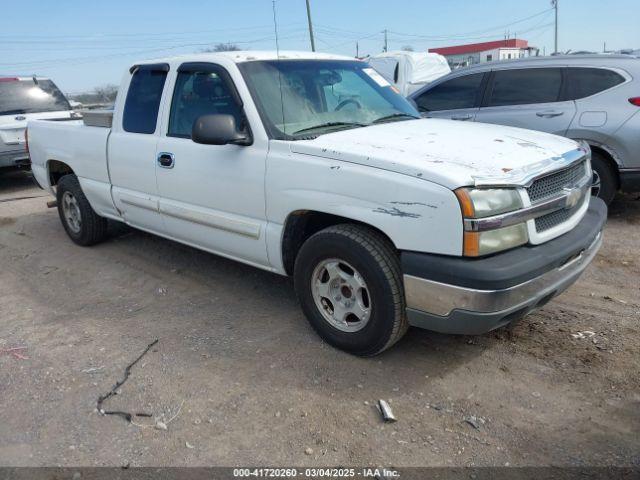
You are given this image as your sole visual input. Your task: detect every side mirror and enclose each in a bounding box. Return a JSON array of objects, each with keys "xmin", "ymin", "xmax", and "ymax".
[{"xmin": 192, "ymin": 114, "xmax": 251, "ymax": 146}]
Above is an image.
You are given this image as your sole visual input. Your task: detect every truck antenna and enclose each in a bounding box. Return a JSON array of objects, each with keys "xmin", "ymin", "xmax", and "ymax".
[
  {"xmin": 272, "ymin": 0, "xmax": 287, "ymax": 135},
  {"xmin": 272, "ymin": 0, "xmax": 281, "ymax": 57}
]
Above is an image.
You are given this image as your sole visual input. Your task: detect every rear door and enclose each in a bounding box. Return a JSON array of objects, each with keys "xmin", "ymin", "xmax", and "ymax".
[
  {"xmin": 411, "ymin": 72, "xmax": 486, "ymax": 121},
  {"xmin": 108, "ymin": 64, "xmax": 169, "ymax": 233},
  {"xmin": 474, "ymin": 67, "xmax": 577, "ymax": 135},
  {"xmin": 154, "ymin": 62, "xmax": 269, "ymax": 268},
  {"xmin": 564, "ymin": 66, "xmax": 628, "ymax": 136}
]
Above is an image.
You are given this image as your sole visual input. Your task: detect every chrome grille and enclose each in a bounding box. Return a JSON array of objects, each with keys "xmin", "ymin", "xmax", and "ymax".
[
  {"xmin": 527, "ymin": 160, "xmax": 587, "ymax": 203},
  {"xmin": 535, "ymin": 202, "xmax": 582, "ymax": 232}
]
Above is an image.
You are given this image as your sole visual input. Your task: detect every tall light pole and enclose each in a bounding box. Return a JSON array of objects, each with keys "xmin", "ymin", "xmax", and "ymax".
[
  {"xmin": 552, "ymin": 0, "xmax": 558, "ymax": 54},
  {"xmin": 305, "ymin": 0, "xmax": 316, "ymax": 52},
  {"xmin": 383, "ymin": 29, "xmax": 388, "ymax": 52}
]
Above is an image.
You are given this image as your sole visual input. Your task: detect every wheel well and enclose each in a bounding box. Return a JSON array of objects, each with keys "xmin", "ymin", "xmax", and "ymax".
[
  {"xmin": 588, "ymin": 145, "xmax": 620, "ymax": 188},
  {"xmin": 281, "ymin": 210, "xmax": 397, "ymax": 275},
  {"xmin": 47, "ymin": 160, "xmax": 74, "ymax": 187}
]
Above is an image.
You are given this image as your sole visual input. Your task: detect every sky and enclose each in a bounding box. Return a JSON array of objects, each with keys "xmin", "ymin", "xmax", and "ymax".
[{"xmin": 1, "ymin": 0, "xmax": 638, "ymax": 93}]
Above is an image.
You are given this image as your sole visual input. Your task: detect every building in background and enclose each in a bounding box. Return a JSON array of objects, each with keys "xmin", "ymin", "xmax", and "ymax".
[{"xmin": 429, "ymin": 39, "xmax": 539, "ymax": 68}]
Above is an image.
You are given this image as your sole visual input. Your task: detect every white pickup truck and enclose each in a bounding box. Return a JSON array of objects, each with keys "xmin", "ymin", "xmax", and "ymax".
[{"xmin": 27, "ymin": 51, "xmax": 607, "ymax": 356}]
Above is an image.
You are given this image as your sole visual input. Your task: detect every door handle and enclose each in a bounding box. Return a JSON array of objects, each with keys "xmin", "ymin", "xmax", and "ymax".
[
  {"xmin": 536, "ymin": 110, "xmax": 564, "ymax": 118},
  {"xmin": 451, "ymin": 114, "xmax": 472, "ymax": 121},
  {"xmin": 157, "ymin": 152, "xmax": 175, "ymax": 169}
]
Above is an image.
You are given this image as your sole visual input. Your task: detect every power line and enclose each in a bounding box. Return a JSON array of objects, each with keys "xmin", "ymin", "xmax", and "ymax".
[
  {"xmin": 0, "ymin": 23, "xmax": 305, "ymax": 40},
  {"xmin": 318, "ymin": 31, "xmax": 381, "ymax": 51},
  {"xmin": 0, "ymin": 31, "xmax": 308, "ymax": 69},
  {"xmin": 388, "ymin": 8, "xmax": 553, "ymax": 40},
  {"xmin": 388, "ymin": 17, "xmax": 555, "ymax": 45}
]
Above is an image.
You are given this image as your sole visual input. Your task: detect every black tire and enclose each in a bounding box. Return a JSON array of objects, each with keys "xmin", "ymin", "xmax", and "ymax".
[
  {"xmin": 590, "ymin": 152, "xmax": 617, "ymax": 205},
  {"xmin": 56, "ymin": 174, "xmax": 108, "ymax": 246},
  {"xmin": 293, "ymin": 224, "xmax": 408, "ymax": 356}
]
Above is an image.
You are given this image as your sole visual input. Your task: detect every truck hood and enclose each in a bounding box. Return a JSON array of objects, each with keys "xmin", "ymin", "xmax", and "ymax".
[{"xmin": 290, "ymin": 119, "xmax": 583, "ymax": 189}]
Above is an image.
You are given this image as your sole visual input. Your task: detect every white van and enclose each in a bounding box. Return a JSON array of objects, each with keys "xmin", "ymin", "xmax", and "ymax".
[{"xmin": 368, "ymin": 51, "xmax": 451, "ymax": 96}]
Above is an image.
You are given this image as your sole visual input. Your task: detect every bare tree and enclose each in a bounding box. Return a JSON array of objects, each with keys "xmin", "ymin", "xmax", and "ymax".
[
  {"xmin": 203, "ymin": 43, "xmax": 242, "ymax": 52},
  {"xmin": 93, "ymin": 84, "xmax": 118, "ymax": 102},
  {"xmin": 70, "ymin": 84, "xmax": 118, "ymax": 106},
  {"xmin": 401, "ymin": 45, "xmax": 415, "ymax": 52}
]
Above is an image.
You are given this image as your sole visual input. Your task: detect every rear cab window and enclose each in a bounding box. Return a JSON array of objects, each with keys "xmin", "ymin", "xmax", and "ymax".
[
  {"xmin": 122, "ymin": 65, "xmax": 168, "ymax": 134},
  {"xmin": 486, "ymin": 68, "xmax": 563, "ymax": 107},
  {"xmin": 414, "ymin": 73, "xmax": 485, "ymax": 112},
  {"xmin": 564, "ymin": 67, "xmax": 625, "ymax": 100},
  {"xmin": 0, "ymin": 78, "xmax": 70, "ymax": 115}
]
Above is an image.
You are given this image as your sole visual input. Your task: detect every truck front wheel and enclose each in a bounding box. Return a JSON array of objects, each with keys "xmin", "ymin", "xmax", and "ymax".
[
  {"xmin": 294, "ymin": 224, "xmax": 408, "ymax": 356},
  {"xmin": 56, "ymin": 174, "xmax": 108, "ymax": 246}
]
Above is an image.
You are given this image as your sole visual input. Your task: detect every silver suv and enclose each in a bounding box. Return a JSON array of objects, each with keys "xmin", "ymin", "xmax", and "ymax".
[{"xmin": 409, "ymin": 55, "xmax": 640, "ymax": 204}]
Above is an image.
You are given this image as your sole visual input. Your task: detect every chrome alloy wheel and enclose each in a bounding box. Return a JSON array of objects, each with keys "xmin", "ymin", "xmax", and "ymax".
[
  {"xmin": 591, "ymin": 169, "xmax": 601, "ymax": 197},
  {"xmin": 311, "ymin": 259, "xmax": 372, "ymax": 332},
  {"xmin": 61, "ymin": 191, "xmax": 82, "ymax": 234}
]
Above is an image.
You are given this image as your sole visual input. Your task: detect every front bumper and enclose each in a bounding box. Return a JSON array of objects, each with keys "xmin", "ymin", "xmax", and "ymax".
[
  {"xmin": 402, "ymin": 197, "xmax": 607, "ymax": 335},
  {"xmin": 0, "ymin": 148, "xmax": 30, "ymax": 168}
]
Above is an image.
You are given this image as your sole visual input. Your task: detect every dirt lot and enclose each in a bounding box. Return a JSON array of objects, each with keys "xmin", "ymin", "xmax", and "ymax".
[{"xmin": 0, "ymin": 169, "xmax": 638, "ymax": 468}]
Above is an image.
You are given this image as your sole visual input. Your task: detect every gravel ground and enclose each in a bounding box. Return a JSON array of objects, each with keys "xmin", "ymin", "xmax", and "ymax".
[{"xmin": 0, "ymin": 169, "xmax": 638, "ymax": 468}]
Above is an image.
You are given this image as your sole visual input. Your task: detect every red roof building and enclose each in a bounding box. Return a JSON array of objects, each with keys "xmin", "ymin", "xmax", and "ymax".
[{"xmin": 429, "ymin": 39, "xmax": 537, "ymax": 67}]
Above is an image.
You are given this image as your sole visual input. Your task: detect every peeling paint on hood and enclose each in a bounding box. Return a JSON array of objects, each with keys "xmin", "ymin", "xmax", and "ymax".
[{"xmin": 289, "ymin": 119, "xmax": 583, "ymax": 189}]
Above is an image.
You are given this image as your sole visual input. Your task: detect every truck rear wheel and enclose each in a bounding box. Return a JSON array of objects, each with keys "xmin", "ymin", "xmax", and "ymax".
[
  {"xmin": 294, "ymin": 224, "xmax": 408, "ymax": 356},
  {"xmin": 56, "ymin": 174, "xmax": 108, "ymax": 246}
]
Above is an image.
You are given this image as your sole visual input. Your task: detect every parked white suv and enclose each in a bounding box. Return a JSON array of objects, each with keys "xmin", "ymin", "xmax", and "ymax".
[
  {"xmin": 0, "ymin": 76, "xmax": 73, "ymax": 170},
  {"xmin": 26, "ymin": 52, "xmax": 606, "ymax": 355}
]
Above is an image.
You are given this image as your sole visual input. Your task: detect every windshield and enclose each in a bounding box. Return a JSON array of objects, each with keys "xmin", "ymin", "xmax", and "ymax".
[
  {"xmin": 0, "ymin": 78, "xmax": 71, "ymax": 115},
  {"xmin": 238, "ymin": 60, "xmax": 419, "ymax": 139}
]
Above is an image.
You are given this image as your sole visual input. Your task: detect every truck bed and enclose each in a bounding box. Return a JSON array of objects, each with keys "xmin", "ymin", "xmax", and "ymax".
[{"xmin": 27, "ymin": 118, "xmax": 112, "ymax": 195}]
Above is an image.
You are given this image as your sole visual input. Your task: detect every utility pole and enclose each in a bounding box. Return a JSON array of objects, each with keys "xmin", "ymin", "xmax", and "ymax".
[
  {"xmin": 356, "ymin": 41, "xmax": 359, "ymax": 58},
  {"xmin": 305, "ymin": 0, "xmax": 316, "ymax": 52},
  {"xmin": 383, "ymin": 29, "xmax": 388, "ymax": 52},
  {"xmin": 552, "ymin": 0, "xmax": 558, "ymax": 54}
]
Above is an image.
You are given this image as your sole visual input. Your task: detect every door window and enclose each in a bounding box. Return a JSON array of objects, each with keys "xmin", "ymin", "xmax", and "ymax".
[
  {"xmin": 168, "ymin": 69, "xmax": 244, "ymax": 138},
  {"xmin": 487, "ymin": 68, "xmax": 562, "ymax": 106},
  {"xmin": 413, "ymin": 73, "xmax": 484, "ymax": 112},
  {"xmin": 122, "ymin": 67, "xmax": 168, "ymax": 134},
  {"xmin": 565, "ymin": 67, "xmax": 625, "ymax": 100}
]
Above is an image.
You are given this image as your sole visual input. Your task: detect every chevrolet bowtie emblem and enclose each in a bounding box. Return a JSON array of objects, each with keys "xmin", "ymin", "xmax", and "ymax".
[{"xmin": 563, "ymin": 186, "xmax": 582, "ymax": 209}]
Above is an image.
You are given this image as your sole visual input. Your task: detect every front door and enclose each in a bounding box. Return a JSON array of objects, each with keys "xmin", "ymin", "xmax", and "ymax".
[
  {"xmin": 154, "ymin": 62, "xmax": 269, "ymax": 268},
  {"xmin": 412, "ymin": 72, "xmax": 486, "ymax": 121}
]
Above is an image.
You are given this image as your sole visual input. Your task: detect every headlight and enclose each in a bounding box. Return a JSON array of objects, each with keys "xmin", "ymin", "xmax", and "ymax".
[
  {"xmin": 456, "ymin": 188, "xmax": 523, "ymax": 218},
  {"xmin": 464, "ymin": 223, "xmax": 529, "ymax": 256},
  {"xmin": 455, "ymin": 187, "xmax": 528, "ymax": 257}
]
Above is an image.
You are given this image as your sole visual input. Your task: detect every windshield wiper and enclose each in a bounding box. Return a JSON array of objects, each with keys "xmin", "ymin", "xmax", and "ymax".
[
  {"xmin": 372, "ymin": 113, "xmax": 419, "ymax": 124},
  {"xmin": 1, "ymin": 109, "xmax": 27, "ymax": 116},
  {"xmin": 292, "ymin": 121, "xmax": 366, "ymax": 135}
]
